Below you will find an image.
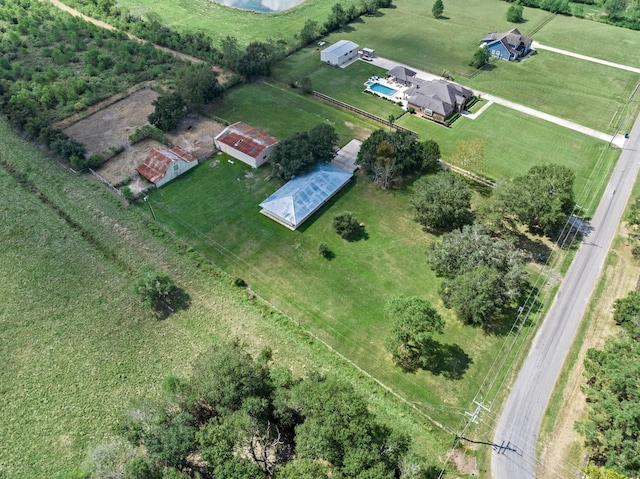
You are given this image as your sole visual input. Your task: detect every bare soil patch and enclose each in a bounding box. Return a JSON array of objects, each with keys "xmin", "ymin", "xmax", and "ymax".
[
  {"xmin": 450, "ymin": 447, "xmax": 480, "ymax": 477},
  {"xmin": 63, "ymin": 88, "xmax": 159, "ymax": 158},
  {"xmin": 94, "ymin": 113, "xmax": 225, "ymax": 194},
  {"xmin": 166, "ymin": 113, "xmax": 226, "ymax": 160}
]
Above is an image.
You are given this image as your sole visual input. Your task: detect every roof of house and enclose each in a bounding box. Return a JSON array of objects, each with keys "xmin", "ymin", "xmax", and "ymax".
[
  {"xmin": 481, "ymin": 28, "xmax": 532, "ymax": 50},
  {"xmin": 321, "ymin": 39, "xmax": 359, "ymax": 57},
  {"xmin": 259, "ymin": 163, "xmax": 353, "ymax": 230},
  {"xmin": 387, "ymin": 65, "xmax": 417, "ymax": 82},
  {"xmin": 331, "ymin": 139, "xmax": 362, "ymax": 173},
  {"xmin": 406, "ymin": 79, "xmax": 472, "ymax": 117},
  {"xmin": 136, "ymin": 146, "xmax": 197, "ymax": 184},
  {"xmin": 215, "ymin": 122, "xmax": 279, "ymax": 159}
]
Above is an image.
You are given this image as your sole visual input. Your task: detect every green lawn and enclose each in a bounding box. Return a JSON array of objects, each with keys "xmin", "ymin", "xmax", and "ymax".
[
  {"xmin": 146, "ymin": 154, "xmax": 539, "ymax": 429},
  {"xmin": 211, "ymin": 80, "xmax": 383, "ymax": 144},
  {"xmin": 397, "ymin": 103, "xmax": 619, "ymax": 216},
  {"xmin": 110, "ymin": 0, "xmax": 640, "ymax": 132},
  {"xmin": 214, "ymin": 72, "xmax": 618, "ymax": 217},
  {"xmin": 307, "ymin": 61, "xmax": 405, "ymax": 118},
  {"xmin": 534, "ymin": 14, "xmax": 640, "ymax": 68},
  {"xmin": 0, "ymin": 119, "xmax": 449, "ymax": 478},
  {"xmin": 467, "ymin": 50, "xmax": 639, "ymax": 133},
  {"xmin": 113, "ymin": 0, "xmax": 362, "ymax": 47}
]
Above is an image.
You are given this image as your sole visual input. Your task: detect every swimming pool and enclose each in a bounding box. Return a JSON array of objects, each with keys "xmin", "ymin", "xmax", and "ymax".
[{"xmin": 369, "ymin": 82, "xmax": 397, "ymax": 97}]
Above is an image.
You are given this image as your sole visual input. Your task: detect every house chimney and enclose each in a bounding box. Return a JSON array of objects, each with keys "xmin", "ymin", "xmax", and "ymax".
[{"xmin": 490, "ymin": 32, "xmax": 495, "ymax": 40}]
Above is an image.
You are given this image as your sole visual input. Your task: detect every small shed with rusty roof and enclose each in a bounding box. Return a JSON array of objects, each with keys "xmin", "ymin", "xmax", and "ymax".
[
  {"xmin": 136, "ymin": 146, "xmax": 198, "ymax": 188},
  {"xmin": 214, "ymin": 122, "xmax": 279, "ymax": 168}
]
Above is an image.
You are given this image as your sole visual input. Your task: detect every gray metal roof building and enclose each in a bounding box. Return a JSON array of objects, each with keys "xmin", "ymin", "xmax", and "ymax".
[{"xmin": 259, "ymin": 163, "xmax": 353, "ymax": 230}]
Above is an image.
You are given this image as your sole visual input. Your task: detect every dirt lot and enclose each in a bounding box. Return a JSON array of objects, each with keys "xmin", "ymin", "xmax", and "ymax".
[
  {"xmin": 93, "ymin": 114, "xmax": 225, "ymax": 194},
  {"xmin": 64, "ymin": 88, "xmax": 159, "ymax": 158},
  {"xmin": 63, "ymin": 87, "xmax": 226, "ymax": 194}
]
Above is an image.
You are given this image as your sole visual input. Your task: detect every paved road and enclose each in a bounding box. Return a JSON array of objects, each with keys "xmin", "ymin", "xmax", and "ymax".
[
  {"xmin": 491, "ymin": 108, "xmax": 640, "ymax": 478},
  {"xmin": 368, "ymin": 56, "xmax": 626, "ymax": 147}
]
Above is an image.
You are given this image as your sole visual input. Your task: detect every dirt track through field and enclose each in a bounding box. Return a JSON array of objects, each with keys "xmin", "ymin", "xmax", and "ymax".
[{"xmin": 47, "ymin": 0, "xmax": 204, "ymax": 64}]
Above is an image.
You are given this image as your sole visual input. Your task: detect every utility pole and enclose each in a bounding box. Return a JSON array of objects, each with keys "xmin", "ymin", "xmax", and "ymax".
[
  {"xmin": 437, "ymin": 400, "xmax": 491, "ymax": 479},
  {"xmin": 144, "ymin": 196, "xmax": 156, "ymax": 221}
]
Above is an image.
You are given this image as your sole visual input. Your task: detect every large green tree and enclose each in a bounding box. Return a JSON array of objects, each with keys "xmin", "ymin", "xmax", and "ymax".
[
  {"xmin": 148, "ymin": 92, "xmax": 186, "ymax": 132},
  {"xmin": 410, "ymin": 171, "xmax": 472, "ymax": 231},
  {"xmin": 429, "ymin": 224, "xmax": 528, "ymax": 327},
  {"xmin": 333, "ymin": 211, "xmax": 361, "ymax": 240},
  {"xmin": 357, "ymin": 130, "xmax": 439, "ymax": 186},
  {"xmin": 432, "ymin": 0, "xmax": 444, "ymax": 18},
  {"xmin": 178, "ymin": 63, "xmax": 225, "ymax": 111},
  {"xmin": 289, "ymin": 374, "xmax": 408, "ymax": 477},
  {"xmin": 428, "ymin": 223, "xmax": 524, "ymax": 280},
  {"xmin": 506, "ymin": 3, "xmax": 525, "ymax": 22},
  {"xmin": 469, "ymin": 47, "xmax": 491, "ymax": 68},
  {"xmin": 440, "ymin": 266, "xmax": 507, "ymax": 326},
  {"xmin": 106, "ymin": 339, "xmax": 418, "ymax": 478},
  {"xmin": 613, "ymin": 290, "xmax": 640, "ymax": 340},
  {"xmin": 271, "ymin": 124, "xmax": 338, "ymax": 180},
  {"xmin": 236, "ymin": 41, "xmax": 279, "ymax": 81},
  {"xmin": 383, "ymin": 295, "xmax": 445, "ymax": 370},
  {"xmin": 495, "ymin": 163, "xmax": 575, "ymax": 237},
  {"xmin": 132, "ymin": 268, "xmax": 177, "ymax": 311}
]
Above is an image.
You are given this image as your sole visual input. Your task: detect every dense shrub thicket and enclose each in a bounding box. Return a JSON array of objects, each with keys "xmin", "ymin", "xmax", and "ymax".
[
  {"xmin": 70, "ymin": 340, "xmax": 424, "ymax": 478},
  {"xmin": 577, "ymin": 290, "xmax": 640, "ymax": 477},
  {"xmin": 0, "ymin": 0, "xmax": 184, "ymax": 167}
]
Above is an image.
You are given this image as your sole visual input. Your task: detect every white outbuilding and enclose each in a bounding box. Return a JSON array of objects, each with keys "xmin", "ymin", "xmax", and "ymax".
[
  {"xmin": 214, "ymin": 122, "xmax": 279, "ymax": 168},
  {"xmin": 320, "ymin": 40, "xmax": 359, "ymax": 66}
]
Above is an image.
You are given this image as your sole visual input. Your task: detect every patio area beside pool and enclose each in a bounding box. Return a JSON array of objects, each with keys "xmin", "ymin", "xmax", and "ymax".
[{"xmin": 364, "ymin": 75, "xmax": 407, "ymax": 105}]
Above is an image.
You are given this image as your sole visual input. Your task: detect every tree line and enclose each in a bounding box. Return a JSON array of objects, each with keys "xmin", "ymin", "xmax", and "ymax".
[
  {"xmin": 576, "ymin": 288, "xmax": 640, "ymax": 478},
  {"xmin": 61, "ymin": 0, "xmax": 394, "ymax": 62},
  {"xmin": 64, "ymin": 339, "xmax": 432, "ymax": 478},
  {"xmin": 502, "ymin": 0, "xmax": 640, "ymax": 29}
]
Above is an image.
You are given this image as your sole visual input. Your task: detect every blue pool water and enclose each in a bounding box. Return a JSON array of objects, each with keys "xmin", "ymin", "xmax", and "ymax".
[{"xmin": 369, "ymin": 82, "xmax": 397, "ymax": 97}]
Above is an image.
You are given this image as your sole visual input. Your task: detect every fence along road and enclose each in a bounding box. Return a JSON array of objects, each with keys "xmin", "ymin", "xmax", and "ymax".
[{"xmin": 491, "ymin": 107, "xmax": 640, "ymax": 479}]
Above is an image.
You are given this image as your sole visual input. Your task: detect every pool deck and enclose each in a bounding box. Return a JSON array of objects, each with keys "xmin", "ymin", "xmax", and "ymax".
[{"xmin": 364, "ymin": 76, "xmax": 407, "ymax": 105}]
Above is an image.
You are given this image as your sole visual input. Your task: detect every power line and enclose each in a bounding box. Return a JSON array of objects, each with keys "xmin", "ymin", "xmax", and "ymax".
[{"xmin": 439, "ymin": 141, "xmax": 618, "ymax": 478}]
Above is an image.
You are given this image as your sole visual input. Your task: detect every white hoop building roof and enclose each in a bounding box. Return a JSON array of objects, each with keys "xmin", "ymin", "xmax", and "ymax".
[{"xmin": 259, "ymin": 163, "xmax": 353, "ymax": 230}]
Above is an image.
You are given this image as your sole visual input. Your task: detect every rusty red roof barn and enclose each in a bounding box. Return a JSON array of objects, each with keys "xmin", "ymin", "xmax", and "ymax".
[
  {"xmin": 136, "ymin": 146, "xmax": 198, "ymax": 187},
  {"xmin": 214, "ymin": 122, "xmax": 279, "ymax": 168}
]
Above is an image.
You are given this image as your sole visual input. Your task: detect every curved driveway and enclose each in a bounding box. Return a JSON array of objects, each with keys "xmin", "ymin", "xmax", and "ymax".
[{"xmin": 491, "ymin": 110, "xmax": 640, "ymax": 479}]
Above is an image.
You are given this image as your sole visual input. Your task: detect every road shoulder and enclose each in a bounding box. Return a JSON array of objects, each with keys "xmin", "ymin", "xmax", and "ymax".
[{"xmin": 537, "ymin": 226, "xmax": 637, "ymax": 478}]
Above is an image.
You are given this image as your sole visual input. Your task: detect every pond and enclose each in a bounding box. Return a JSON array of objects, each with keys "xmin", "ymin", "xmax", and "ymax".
[{"xmin": 213, "ymin": 0, "xmax": 305, "ymax": 12}]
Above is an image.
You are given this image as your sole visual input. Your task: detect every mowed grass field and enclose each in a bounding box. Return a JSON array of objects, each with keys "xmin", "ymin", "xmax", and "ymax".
[
  {"xmin": 214, "ymin": 73, "xmax": 619, "ymax": 217},
  {"xmin": 114, "ymin": 0, "xmax": 362, "ymax": 46},
  {"xmin": 211, "ymin": 80, "xmax": 383, "ymax": 144},
  {"xmin": 147, "ymin": 156, "xmax": 529, "ymax": 429},
  {"xmin": 114, "ymin": 0, "xmax": 640, "ymax": 133},
  {"xmin": 397, "ymin": 103, "xmax": 619, "ymax": 215},
  {"xmin": 0, "ymin": 119, "xmax": 449, "ymax": 478}
]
